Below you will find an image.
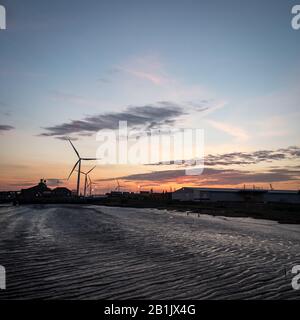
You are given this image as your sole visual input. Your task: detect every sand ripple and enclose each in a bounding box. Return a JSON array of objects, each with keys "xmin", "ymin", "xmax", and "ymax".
[{"xmin": 0, "ymin": 204, "xmax": 299, "ymax": 299}]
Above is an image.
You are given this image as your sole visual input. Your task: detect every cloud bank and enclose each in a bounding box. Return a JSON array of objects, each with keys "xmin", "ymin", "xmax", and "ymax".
[
  {"xmin": 150, "ymin": 146, "xmax": 300, "ymax": 167},
  {"xmin": 99, "ymin": 166, "xmax": 300, "ymax": 187},
  {"xmin": 40, "ymin": 102, "xmax": 188, "ymax": 138},
  {"xmin": 0, "ymin": 125, "xmax": 14, "ymax": 132},
  {"xmin": 97, "ymin": 146, "xmax": 300, "ymax": 187}
]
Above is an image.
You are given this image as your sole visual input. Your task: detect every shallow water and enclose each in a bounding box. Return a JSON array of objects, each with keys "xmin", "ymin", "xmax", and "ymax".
[{"xmin": 0, "ymin": 204, "xmax": 299, "ymax": 299}]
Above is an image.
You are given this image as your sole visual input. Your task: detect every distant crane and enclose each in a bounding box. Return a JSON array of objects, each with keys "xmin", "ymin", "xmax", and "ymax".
[{"xmin": 67, "ymin": 140, "xmax": 100, "ymax": 196}]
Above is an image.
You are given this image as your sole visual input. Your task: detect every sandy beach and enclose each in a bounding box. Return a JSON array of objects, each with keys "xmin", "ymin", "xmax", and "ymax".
[{"xmin": 0, "ymin": 204, "xmax": 299, "ymax": 299}]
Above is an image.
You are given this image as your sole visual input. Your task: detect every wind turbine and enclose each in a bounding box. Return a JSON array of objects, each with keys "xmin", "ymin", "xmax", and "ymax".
[
  {"xmin": 67, "ymin": 140, "xmax": 99, "ymax": 196},
  {"xmin": 77, "ymin": 166, "xmax": 96, "ymax": 197},
  {"xmin": 87, "ymin": 175, "xmax": 93, "ymax": 196},
  {"xmin": 115, "ymin": 179, "xmax": 124, "ymax": 192}
]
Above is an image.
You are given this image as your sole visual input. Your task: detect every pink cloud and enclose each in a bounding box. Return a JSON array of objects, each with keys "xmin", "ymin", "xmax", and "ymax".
[{"xmin": 117, "ymin": 66, "xmax": 165, "ymax": 85}]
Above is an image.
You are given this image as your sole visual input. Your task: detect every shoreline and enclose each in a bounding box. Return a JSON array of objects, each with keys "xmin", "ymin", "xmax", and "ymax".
[
  {"xmin": 6, "ymin": 198, "xmax": 300, "ymax": 225},
  {"xmin": 94, "ymin": 202, "xmax": 300, "ymax": 225}
]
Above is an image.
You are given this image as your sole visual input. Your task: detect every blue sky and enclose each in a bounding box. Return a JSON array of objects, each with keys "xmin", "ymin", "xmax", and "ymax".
[{"xmin": 0, "ymin": 0, "xmax": 300, "ymax": 191}]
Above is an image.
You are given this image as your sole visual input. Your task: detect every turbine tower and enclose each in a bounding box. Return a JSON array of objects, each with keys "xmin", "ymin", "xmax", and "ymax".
[{"xmin": 67, "ymin": 140, "xmax": 99, "ymax": 196}]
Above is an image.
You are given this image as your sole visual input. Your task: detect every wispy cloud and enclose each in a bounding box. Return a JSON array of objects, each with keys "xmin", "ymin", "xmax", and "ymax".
[
  {"xmin": 99, "ymin": 166, "xmax": 300, "ymax": 187},
  {"xmin": 101, "ymin": 145, "xmax": 300, "ymax": 188},
  {"xmin": 114, "ymin": 55, "xmax": 169, "ymax": 86},
  {"xmin": 116, "ymin": 66, "xmax": 166, "ymax": 85},
  {"xmin": 39, "ymin": 102, "xmax": 188, "ymax": 138},
  {"xmin": 207, "ymin": 119, "xmax": 249, "ymax": 142},
  {"xmin": 4, "ymin": 146, "xmax": 296, "ymax": 190},
  {"xmin": 149, "ymin": 146, "xmax": 300, "ymax": 167},
  {"xmin": 111, "ymin": 56, "xmax": 227, "ymax": 114},
  {"xmin": 55, "ymin": 136, "xmax": 79, "ymax": 141},
  {"xmin": 0, "ymin": 125, "xmax": 14, "ymax": 132},
  {"xmin": 46, "ymin": 179, "xmax": 66, "ymax": 187}
]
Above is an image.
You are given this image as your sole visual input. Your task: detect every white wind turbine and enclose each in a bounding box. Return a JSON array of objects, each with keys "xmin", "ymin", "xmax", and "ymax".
[
  {"xmin": 67, "ymin": 140, "xmax": 99, "ymax": 196},
  {"xmin": 87, "ymin": 175, "xmax": 94, "ymax": 196},
  {"xmin": 78, "ymin": 166, "xmax": 96, "ymax": 197}
]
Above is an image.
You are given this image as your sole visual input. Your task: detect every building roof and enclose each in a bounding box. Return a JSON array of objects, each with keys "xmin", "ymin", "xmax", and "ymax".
[
  {"xmin": 178, "ymin": 187, "xmax": 242, "ymax": 193},
  {"xmin": 52, "ymin": 187, "xmax": 71, "ymax": 192},
  {"xmin": 21, "ymin": 180, "xmax": 51, "ymax": 193},
  {"xmin": 267, "ymin": 190, "xmax": 299, "ymax": 194},
  {"xmin": 176, "ymin": 187, "xmax": 299, "ymax": 194}
]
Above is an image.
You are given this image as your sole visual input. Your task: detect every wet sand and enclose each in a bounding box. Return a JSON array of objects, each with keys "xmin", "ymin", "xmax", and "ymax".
[{"xmin": 0, "ymin": 204, "xmax": 299, "ymax": 299}]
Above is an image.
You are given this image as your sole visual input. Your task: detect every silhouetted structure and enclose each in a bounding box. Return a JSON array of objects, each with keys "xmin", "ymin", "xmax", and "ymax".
[
  {"xmin": 0, "ymin": 191, "xmax": 17, "ymax": 203},
  {"xmin": 17, "ymin": 180, "xmax": 72, "ymax": 203},
  {"xmin": 20, "ymin": 179, "xmax": 51, "ymax": 199},
  {"xmin": 172, "ymin": 187, "xmax": 300, "ymax": 204},
  {"xmin": 67, "ymin": 140, "xmax": 99, "ymax": 196},
  {"xmin": 52, "ymin": 187, "xmax": 72, "ymax": 197}
]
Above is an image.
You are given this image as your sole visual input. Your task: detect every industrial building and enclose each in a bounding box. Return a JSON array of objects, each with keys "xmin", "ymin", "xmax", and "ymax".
[
  {"xmin": 172, "ymin": 187, "xmax": 300, "ymax": 204},
  {"xmin": 264, "ymin": 190, "xmax": 300, "ymax": 204}
]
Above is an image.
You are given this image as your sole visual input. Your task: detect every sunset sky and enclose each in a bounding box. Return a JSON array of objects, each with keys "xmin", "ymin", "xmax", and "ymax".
[{"xmin": 0, "ymin": 0, "xmax": 300, "ymax": 193}]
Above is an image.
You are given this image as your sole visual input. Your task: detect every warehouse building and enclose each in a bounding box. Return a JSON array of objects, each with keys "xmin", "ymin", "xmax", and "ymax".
[
  {"xmin": 172, "ymin": 187, "xmax": 300, "ymax": 204},
  {"xmin": 264, "ymin": 190, "xmax": 300, "ymax": 204}
]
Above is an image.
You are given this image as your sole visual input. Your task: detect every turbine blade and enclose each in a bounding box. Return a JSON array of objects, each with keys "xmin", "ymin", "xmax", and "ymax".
[
  {"xmin": 67, "ymin": 160, "xmax": 80, "ymax": 180},
  {"xmin": 87, "ymin": 166, "xmax": 96, "ymax": 174},
  {"xmin": 81, "ymin": 158, "xmax": 100, "ymax": 161},
  {"xmin": 75, "ymin": 170, "xmax": 86, "ymax": 175},
  {"xmin": 69, "ymin": 139, "xmax": 80, "ymax": 158}
]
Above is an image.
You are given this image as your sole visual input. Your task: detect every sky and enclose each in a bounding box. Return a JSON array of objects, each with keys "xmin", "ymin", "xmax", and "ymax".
[{"xmin": 0, "ymin": 0, "xmax": 300, "ymax": 193}]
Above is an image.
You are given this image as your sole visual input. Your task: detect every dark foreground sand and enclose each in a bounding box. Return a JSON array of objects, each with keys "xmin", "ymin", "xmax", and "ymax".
[{"xmin": 0, "ymin": 204, "xmax": 299, "ymax": 299}]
